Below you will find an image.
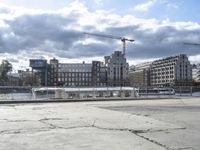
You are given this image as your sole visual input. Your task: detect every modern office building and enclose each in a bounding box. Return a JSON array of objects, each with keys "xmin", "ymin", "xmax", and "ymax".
[
  {"xmin": 105, "ymin": 51, "xmax": 129, "ymax": 86},
  {"xmin": 129, "ymin": 54, "xmax": 193, "ymax": 87},
  {"xmin": 150, "ymin": 54, "xmax": 192, "ymax": 86},
  {"xmin": 129, "ymin": 62, "xmax": 151, "ymax": 86}
]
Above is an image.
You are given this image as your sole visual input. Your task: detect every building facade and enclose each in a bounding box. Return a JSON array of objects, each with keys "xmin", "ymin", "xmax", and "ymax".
[
  {"xmin": 129, "ymin": 62, "xmax": 151, "ymax": 87},
  {"xmin": 49, "ymin": 58, "xmax": 107, "ymax": 87},
  {"xmin": 29, "ymin": 59, "xmax": 50, "ymax": 86},
  {"xmin": 30, "ymin": 51, "xmax": 129, "ymax": 87},
  {"xmin": 150, "ymin": 54, "xmax": 192, "ymax": 86},
  {"xmin": 105, "ymin": 51, "xmax": 129, "ymax": 86}
]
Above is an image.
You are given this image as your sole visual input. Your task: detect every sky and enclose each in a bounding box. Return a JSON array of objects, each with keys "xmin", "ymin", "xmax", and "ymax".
[{"xmin": 0, "ymin": 0, "xmax": 200, "ymax": 71}]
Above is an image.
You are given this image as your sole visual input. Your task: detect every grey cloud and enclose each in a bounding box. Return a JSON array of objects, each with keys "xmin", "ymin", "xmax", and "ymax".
[
  {"xmin": 56, "ymin": 42, "xmax": 116, "ymax": 58},
  {"xmin": 0, "ymin": 6, "xmax": 200, "ymax": 63},
  {"xmin": 0, "ymin": 6, "xmax": 11, "ymax": 14},
  {"xmin": 105, "ymin": 25, "xmax": 200, "ymax": 59},
  {"xmin": 2, "ymin": 13, "xmax": 82, "ymax": 53}
]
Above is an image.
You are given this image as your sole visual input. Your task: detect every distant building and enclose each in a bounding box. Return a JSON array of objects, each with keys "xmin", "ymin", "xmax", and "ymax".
[
  {"xmin": 150, "ymin": 54, "xmax": 192, "ymax": 86},
  {"xmin": 18, "ymin": 69, "xmax": 40, "ymax": 86},
  {"xmin": 50, "ymin": 59, "xmax": 92, "ymax": 86},
  {"xmin": 7, "ymin": 73, "xmax": 20, "ymax": 86},
  {"xmin": 91, "ymin": 61, "xmax": 107, "ymax": 86},
  {"xmin": 30, "ymin": 51, "xmax": 130, "ymax": 87},
  {"xmin": 29, "ymin": 59, "xmax": 50, "ymax": 86},
  {"xmin": 129, "ymin": 54, "xmax": 193, "ymax": 87},
  {"xmin": 49, "ymin": 58, "xmax": 107, "ymax": 87},
  {"xmin": 192, "ymin": 64, "xmax": 200, "ymax": 84},
  {"xmin": 105, "ymin": 51, "xmax": 129, "ymax": 86},
  {"xmin": 129, "ymin": 62, "xmax": 151, "ymax": 86}
]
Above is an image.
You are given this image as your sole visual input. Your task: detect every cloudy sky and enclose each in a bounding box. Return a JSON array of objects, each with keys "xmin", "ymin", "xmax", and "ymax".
[{"xmin": 0, "ymin": 0, "xmax": 200, "ymax": 71}]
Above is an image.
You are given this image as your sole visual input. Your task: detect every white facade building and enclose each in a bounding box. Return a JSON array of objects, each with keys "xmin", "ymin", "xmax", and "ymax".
[
  {"xmin": 105, "ymin": 51, "xmax": 129, "ymax": 86},
  {"xmin": 150, "ymin": 54, "xmax": 192, "ymax": 86}
]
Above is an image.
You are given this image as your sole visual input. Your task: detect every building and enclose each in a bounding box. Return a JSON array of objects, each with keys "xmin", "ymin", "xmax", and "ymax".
[
  {"xmin": 50, "ymin": 59, "xmax": 92, "ymax": 87},
  {"xmin": 192, "ymin": 64, "xmax": 200, "ymax": 84},
  {"xmin": 49, "ymin": 58, "xmax": 107, "ymax": 87},
  {"xmin": 105, "ymin": 51, "xmax": 129, "ymax": 86},
  {"xmin": 129, "ymin": 62, "xmax": 151, "ymax": 87},
  {"xmin": 30, "ymin": 51, "xmax": 129, "ymax": 87},
  {"xmin": 92, "ymin": 61, "xmax": 107, "ymax": 86},
  {"xmin": 7, "ymin": 73, "xmax": 20, "ymax": 86},
  {"xmin": 18, "ymin": 69, "xmax": 41, "ymax": 86},
  {"xmin": 29, "ymin": 59, "xmax": 50, "ymax": 86},
  {"xmin": 150, "ymin": 54, "xmax": 192, "ymax": 86}
]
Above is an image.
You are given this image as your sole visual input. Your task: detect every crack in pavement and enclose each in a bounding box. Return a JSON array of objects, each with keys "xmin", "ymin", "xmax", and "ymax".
[
  {"xmin": 0, "ymin": 117, "xmax": 188, "ymax": 150},
  {"xmin": 133, "ymin": 131, "xmax": 173, "ymax": 150},
  {"xmin": 174, "ymin": 147, "xmax": 196, "ymax": 150},
  {"xmin": 0, "ymin": 128, "xmax": 51, "ymax": 135},
  {"xmin": 39, "ymin": 119, "xmax": 62, "ymax": 129},
  {"xmin": 91, "ymin": 125, "xmax": 178, "ymax": 150},
  {"xmin": 38, "ymin": 118, "xmax": 92, "ymax": 131},
  {"xmin": 39, "ymin": 118, "xmax": 66, "ymax": 121},
  {"xmin": 137, "ymin": 127, "xmax": 186, "ymax": 134},
  {"xmin": 90, "ymin": 120, "xmax": 187, "ymax": 150},
  {"xmin": 0, "ymin": 119, "xmax": 31, "ymax": 122}
]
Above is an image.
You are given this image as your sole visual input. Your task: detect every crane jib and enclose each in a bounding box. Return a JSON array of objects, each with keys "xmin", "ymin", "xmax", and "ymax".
[{"xmin": 83, "ymin": 32, "xmax": 135, "ymax": 55}]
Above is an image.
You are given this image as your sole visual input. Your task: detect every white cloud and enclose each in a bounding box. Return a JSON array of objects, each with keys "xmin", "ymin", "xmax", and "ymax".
[
  {"xmin": 167, "ymin": 3, "xmax": 178, "ymax": 9},
  {"xmin": 133, "ymin": 0, "xmax": 156, "ymax": 12},
  {"xmin": 189, "ymin": 55, "xmax": 200, "ymax": 64},
  {"xmin": 161, "ymin": 0, "xmax": 179, "ymax": 9},
  {"xmin": 94, "ymin": 0, "xmax": 103, "ymax": 6}
]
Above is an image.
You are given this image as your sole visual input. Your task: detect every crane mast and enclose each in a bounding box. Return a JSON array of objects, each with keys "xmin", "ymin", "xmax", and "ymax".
[{"xmin": 84, "ymin": 32, "xmax": 134, "ymax": 56}]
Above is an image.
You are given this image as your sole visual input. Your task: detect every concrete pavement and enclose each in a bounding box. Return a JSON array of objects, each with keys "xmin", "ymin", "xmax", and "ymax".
[{"xmin": 0, "ymin": 97, "xmax": 199, "ymax": 150}]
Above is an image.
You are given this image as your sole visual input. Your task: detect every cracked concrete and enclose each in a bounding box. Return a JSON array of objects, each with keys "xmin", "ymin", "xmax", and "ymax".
[
  {"xmin": 0, "ymin": 97, "xmax": 199, "ymax": 149},
  {"xmin": 95, "ymin": 97, "xmax": 200, "ymax": 150}
]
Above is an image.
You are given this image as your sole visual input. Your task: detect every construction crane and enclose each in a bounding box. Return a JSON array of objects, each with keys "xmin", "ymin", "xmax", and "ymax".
[
  {"xmin": 84, "ymin": 32, "xmax": 134, "ymax": 56},
  {"xmin": 184, "ymin": 42, "xmax": 200, "ymax": 46}
]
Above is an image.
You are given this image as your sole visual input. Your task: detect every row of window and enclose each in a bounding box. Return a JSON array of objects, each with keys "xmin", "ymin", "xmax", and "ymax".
[
  {"xmin": 151, "ymin": 71, "xmax": 174, "ymax": 75},
  {"xmin": 151, "ymin": 75, "xmax": 174, "ymax": 79},
  {"xmin": 152, "ymin": 67, "xmax": 174, "ymax": 71},
  {"xmin": 64, "ymin": 82, "xmax": 91, "ymax": 86},
  {"xmin": 152, "ymin": 62, "xmax": 176, "ymax": 67},
  {"xmin": 58, "ymin": 69, "xmax": 92, "ymax": 72},
  {"xmin": 151, "ymin": 80, "xmax": 174, "ymax": 84},
  {"xmin": 57, "ymin": 73, "xmax": 92, "ymax": 77},
  {"xmin": 58, "ymin": 64, "xmax": 92, "ymax": 68},
  {"xmin": 58, "ymin": 78, "xmax": 92, "ymax": 82}
]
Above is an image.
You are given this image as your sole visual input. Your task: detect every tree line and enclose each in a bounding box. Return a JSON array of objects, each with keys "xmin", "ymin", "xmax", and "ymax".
[{"xmin": 0, "ymin": 60, "xmax": 12, "ymax": 85}]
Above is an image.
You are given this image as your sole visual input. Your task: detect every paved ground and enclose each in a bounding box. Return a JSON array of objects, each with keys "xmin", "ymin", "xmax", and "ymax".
[{"xmin": 0, "ymin": 97, "xmax": 199, "ymax": 150}]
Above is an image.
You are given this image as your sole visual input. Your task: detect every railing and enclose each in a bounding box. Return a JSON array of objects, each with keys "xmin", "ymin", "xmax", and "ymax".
[{"xmin": 0, "ymin": 86, "xmax": 32, "ymax": 89}]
